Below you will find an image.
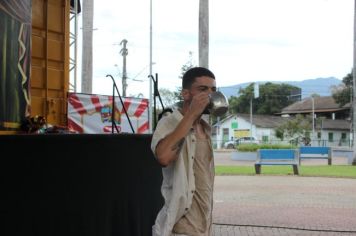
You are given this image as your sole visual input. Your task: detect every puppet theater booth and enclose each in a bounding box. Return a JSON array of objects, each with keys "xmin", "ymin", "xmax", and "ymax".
[
  {"xmin": 0, "ymin": 1, "xmax": 163, "ymax": 235},
  {"xmin": 1, "ymin": 134, "xmax": 164, "ymax": 236}
]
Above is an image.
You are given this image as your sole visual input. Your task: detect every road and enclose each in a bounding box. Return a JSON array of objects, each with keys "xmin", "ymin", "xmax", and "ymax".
[{"xmin": 211, "ymin": 151, "xmax": 356, "ymax": 236}]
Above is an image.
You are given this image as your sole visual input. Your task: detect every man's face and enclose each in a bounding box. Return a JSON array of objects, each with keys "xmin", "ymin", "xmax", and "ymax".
[{"xmin": 183, "ymin": 76, "xmax": 217, "ymax": 102}]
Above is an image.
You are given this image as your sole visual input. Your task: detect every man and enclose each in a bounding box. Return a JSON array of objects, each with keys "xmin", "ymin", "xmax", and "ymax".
[{"xmin": 151, "ymin": 67, "xmax": 216, "ymax": 236}]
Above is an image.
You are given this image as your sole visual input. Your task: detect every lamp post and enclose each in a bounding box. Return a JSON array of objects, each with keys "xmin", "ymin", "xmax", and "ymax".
[
  {"xmin": 352, "ymin": 0, "xmax": 356, "ymax": 165},
  {"xmin": 250, "ymin": 96, "xmax": 253, "ymax": 137},
  {"xmin": 312, "ymin": 96, "xmax": 315, "ymax": 143},
  {"xmin": 149, "ymin": 0, "xmax": 153, "ymax": 133}
]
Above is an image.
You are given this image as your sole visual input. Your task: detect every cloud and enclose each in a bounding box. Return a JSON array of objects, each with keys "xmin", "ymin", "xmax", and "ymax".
[{"xmin": 75, "ymin": 0, "xmax": 354, "ymax": 98}]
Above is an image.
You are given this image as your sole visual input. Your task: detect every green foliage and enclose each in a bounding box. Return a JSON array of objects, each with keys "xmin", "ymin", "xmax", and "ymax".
[
  {"xmin": 275, "ymin": 128, "xmax": 284, "ymax": 141},
  {"xmin": 299, "ymin": 165, "xmax": 356, "ymax": 178},
  {"xmin": 275, "ymin": 114, "xmax": 311, "ymax": 141},
  {"xmin": 332, "ymin": 72, "xmax": 352, "ymax": 107},
  {"xmin": 158, "ymin": 88, "xmax": 177, "ymax": 108},
  {"xmin": 179, "ymin": 51, "xmax": 195, "ymax": 80},
  {"xmin": 173, "ymin": 88, "xmax": 183, "ymax": 108},
  {"xmin": 174, "ymin": 51, "xmax": 196, "ymax": 106},
  {"xmin": 236, "ymin": 143, "xmax": 296, "ymax": 152},
  {"xmin": 229, "ymin": 82, "xmax": 300, "ymax": 115},
  {"xmin": 236, "ymin": 143, "xmax": 259, "ymax": 152}
]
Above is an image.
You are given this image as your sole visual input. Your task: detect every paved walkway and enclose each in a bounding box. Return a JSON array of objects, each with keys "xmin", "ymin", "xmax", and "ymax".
[{"xmin": 211, "ymin": 151, "xmax": 356, "ymax": 236}]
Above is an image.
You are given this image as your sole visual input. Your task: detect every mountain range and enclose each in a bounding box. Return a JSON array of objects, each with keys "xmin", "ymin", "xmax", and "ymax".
[{"xmin": 218, "ymin": 77, "xmax": 342, "ymax": 99}]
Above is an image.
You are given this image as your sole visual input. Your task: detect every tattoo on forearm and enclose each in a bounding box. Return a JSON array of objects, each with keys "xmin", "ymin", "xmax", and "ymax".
[{"xmin": 171, "ymin": 139, "xmax": 184, "ymax": 153}]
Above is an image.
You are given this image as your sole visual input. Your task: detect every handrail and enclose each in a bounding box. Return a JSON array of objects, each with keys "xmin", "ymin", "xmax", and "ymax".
[
  {"xmin": 149, "ymin": 73, "xmax": 166, "ymax": 130},
  {"xmin": 106, "ymin": 74, "xmax": 135, "ymax": 134}
]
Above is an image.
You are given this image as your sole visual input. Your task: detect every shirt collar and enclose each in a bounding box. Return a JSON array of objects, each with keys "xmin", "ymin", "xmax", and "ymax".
[{"xmin": 172, "ymin": 109, "xmax": 211, "ymax": 133}]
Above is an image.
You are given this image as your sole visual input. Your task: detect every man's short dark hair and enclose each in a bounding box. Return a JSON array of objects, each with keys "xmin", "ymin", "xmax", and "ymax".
[{"xmin": 182, "ymin": 67, "xmax": 215, "ymax": 89}]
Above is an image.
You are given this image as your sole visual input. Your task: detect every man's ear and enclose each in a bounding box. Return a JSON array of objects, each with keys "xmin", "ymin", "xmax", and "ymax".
[{"xmin": 181, "ymin": 89, "xmax": 190, "ymax": 100}]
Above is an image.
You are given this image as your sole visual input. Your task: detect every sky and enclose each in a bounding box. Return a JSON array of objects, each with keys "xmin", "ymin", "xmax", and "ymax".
[{"xmin": 73, "ymin": 0, "xmax": 354, "ymax": 99}]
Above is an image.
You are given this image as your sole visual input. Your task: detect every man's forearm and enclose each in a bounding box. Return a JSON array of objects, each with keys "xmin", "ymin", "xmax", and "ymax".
[{"xmin": 155, "ymin": 113, "xmax": 197, "ymax": 166}]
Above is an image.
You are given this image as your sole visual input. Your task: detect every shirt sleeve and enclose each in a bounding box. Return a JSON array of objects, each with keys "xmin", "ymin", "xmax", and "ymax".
[{"xmin": 151, "ymin": 116, "xmax": 173, "ymax": 157}]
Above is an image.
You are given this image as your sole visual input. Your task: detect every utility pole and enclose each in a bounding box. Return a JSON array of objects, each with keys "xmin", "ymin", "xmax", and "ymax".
[
  {"xmin": 81, "ymin": 0, "xmax": 94, "ymax": 93},
  {"xmin": 199, "ymin": 0, "xmax": 209, "ymax": 68},
  {"xmin": 312, "ymin": 96, "xmax": 315, "ymax": 143},
  {"xmin": 149, "ymin": 0, "xmax": 153, "ymax": 133},
  {"xmin": 120, "ymin": 39, "xmax": 128, "ymax": 97},
  {"xmin": 352, "ymin": 0, "xmax": 356, "ymax": 165}
]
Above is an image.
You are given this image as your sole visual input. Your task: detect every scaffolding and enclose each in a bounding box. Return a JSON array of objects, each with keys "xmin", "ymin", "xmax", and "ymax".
[{"xmin": 69, "ymin": 0, "xmax": 80, "ymax": 92}]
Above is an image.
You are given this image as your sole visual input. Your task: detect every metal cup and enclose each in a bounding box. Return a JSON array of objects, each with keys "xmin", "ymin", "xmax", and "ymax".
[{"xmin": 207, "ymin": 91, "xmax": 229, "ymax": 116}]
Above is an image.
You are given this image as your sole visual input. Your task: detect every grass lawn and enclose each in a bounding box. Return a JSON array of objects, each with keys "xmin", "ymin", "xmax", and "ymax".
[{"xmin": 215, "ymin": 165, "xmax": 356, "ymax": 179}]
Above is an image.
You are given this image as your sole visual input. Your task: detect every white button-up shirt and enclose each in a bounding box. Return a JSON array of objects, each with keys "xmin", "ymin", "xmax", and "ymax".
[{"xmin": 151, "ymin": 109, "xmax": 213, "ymax": 236}]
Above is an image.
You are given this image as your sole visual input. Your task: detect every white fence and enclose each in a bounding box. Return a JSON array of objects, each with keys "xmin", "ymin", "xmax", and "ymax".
[{"xmin": 212, "ymin": 139, "xmax": 353, "ymax": 150}]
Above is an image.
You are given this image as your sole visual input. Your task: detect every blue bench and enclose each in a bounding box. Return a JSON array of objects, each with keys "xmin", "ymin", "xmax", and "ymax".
[
  {"xmin": 299, "ymin": 146, "xmax": 332, "ymax": 165},
  {"xmin": 255, "ymin": 149, "xmax": 299, "ymax": 175}
]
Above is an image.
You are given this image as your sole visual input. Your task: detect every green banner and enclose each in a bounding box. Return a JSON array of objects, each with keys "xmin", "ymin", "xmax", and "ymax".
[{"xmin": 231, "ymin": 121, "xmax": 238, "ymax": 129}]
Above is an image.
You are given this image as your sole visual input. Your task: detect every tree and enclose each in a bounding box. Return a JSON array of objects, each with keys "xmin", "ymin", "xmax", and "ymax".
[
  {"xmin": 275, "ymin": 114, "xmax": 312, "ymax": 145},
  {"xmin": 153, "ymin": 51, "xmax": 195, "ymax": 126},
  {"xmin": 331, "ymin": 71, "xmax": 354, "ymax": 164},
  {"xmin": 229, "ymin": 82, "xmax": 300, "ymax": 115},
  {"xmin": 332, "ymin": 72, "xmax": 352, "ymax": 107},
  {"xmin": 175, "ymin": 51, "xmax": 196, "ymax": 107},
  {"xmin": 158, "ymin": 88, "xmax": 176, "ymax": 108},
  {"xmin": 179, "ymin": 51, "xmax": 195, "ymax": 80}
]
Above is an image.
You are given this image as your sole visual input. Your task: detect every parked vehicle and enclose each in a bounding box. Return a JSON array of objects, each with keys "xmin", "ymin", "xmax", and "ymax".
[{"xmin": 224, "ymin": 136, "xmax": 259, "ymax": 149}]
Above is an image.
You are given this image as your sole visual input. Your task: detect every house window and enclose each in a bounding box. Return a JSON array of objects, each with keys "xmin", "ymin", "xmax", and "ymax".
[
  {"xmin": 317, "ymin": 132, "xmax": 321, "ymax": 139},
  {"xmin": 341, "ymin": 133, "xmax": 346, "ymax": 141},
  {"xmin": 223, "ymin": 128, "xmax": 229, "ymax": 142},
  {"xmin": 262, "ymin": 136, "xmax": 268, "ymax": 143},
  {"xmin": 328, "ymin": 132, "xmax": 333, "ymax": 142}
]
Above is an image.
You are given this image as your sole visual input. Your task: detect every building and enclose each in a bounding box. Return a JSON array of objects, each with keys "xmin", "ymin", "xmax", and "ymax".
[
  {"xmin": 315, "ymin": 119, "xmax": 351, "ymax": 147},
  {"xmin": 280, "ymin": 96, "xmax": 350, "ymax": 120},
  {"xmin": 213, "ymin": 96, "xmax": 351, "ymax": 149},
  {"xmin": 281, "ymin": 96, "xmax": 351, "ymax": 147},
  {"xmin": 213, "ymin": 114, "xmax": 289, "ymax": 149}
]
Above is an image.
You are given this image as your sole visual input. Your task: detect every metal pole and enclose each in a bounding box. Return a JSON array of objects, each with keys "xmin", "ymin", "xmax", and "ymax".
[
  {"xmin": 149, "ymin": 0, "xmax": 153, "ymax": 133},
  {"xmin": 120, "ymin": 39, "xmax": 128, "ymax": 97},
  {"xmin": 81, "ymin": 0, "xmax": 94, "ymax": 93},
  {"xmin": 312, "ymin": 96, "xmax": 315, "ymax": 143},
  {"xmin": 199, "ymin": 0, "xmax": 209, "ymax": 68},
  {"xmin": 350, "ymin": 80, "xmax": 353, "ymax": 148},
  {"xmin": 112, "ymin": 84, "xmax": 115, "ymax": 134},
  {"xmin": 250, "ymin": 97, "xmax": 253, "ymax": 137},
  {"xmin": 352, "ymin": 0, "xmax": 356, "ymax": 165},
  {"xmin": 69, "ymin": 8, "xmax": 78, "ymax": 92},
  {"xmin": 217, "ymin": 117, "xmax": 221, "ymax": 149}
]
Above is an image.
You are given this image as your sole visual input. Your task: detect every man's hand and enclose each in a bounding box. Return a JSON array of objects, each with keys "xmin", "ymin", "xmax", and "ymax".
[{"xmin": 188, "ymin": 92, "xmax": 210, "ymax": 118}]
